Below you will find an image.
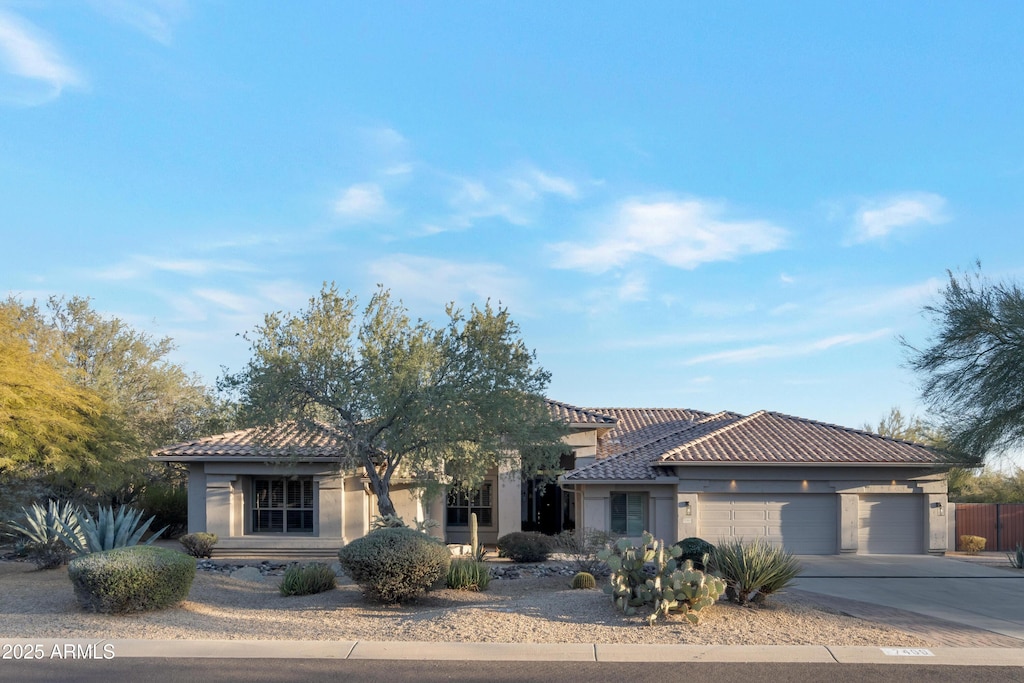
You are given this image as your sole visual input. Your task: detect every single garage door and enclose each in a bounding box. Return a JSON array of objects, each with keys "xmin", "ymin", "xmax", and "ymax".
[
  {"xmin": 700, "ymin": 494, "xmax": 837, "ymax": 554},
  {"xmin": 858, "ymin": 494, "xmax": 923, "ymax": 554}
]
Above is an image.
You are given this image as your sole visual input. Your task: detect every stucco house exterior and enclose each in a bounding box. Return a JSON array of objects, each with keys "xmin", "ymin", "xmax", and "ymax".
[{"xmin": 151, "ymin": 399, "xmax": 949, "ymax": 556}]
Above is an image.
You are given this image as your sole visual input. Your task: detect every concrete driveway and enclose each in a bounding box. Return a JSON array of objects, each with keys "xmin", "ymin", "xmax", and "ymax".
[{"xmin": 793, "ymin": 554, "xmax": 1024, "ymax": 640}]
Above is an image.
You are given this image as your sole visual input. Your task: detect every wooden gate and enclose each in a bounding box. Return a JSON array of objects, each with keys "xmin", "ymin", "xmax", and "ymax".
[{"xmin": 955, "ymin": 503, "xmax": 1024, "ymax": 551}]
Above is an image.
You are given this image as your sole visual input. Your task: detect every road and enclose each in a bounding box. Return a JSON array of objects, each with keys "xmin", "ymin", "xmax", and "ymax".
[{"xmin": 2, "ymin": 659, "xmax": 1021, "ymax": 682}]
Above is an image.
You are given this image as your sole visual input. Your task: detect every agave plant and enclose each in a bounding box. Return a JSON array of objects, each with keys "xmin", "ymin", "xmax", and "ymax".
[
  {"xmin": 56, "ymin": 504, "xmax": 167, "ymax": 555},
  {"xmin": 709, "ymin": 538, "xmax": 802, "ymax": 605},
  {"xmin": 6, "ymin": 500, "xmax": 84, "ymax": 568},
  {"xmin": 1008, "ymin": 543, "xmax": 1024, "ymax": 569}
]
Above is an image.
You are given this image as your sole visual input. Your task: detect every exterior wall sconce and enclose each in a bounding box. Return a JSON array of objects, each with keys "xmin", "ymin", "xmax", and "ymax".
[
  {"xmin": 678, "ymin": 501, "xmax": 692, "ymax": 516},
  {"xmin": 932, "ymin": 502, "xmax": 944, "ymax": 516}
]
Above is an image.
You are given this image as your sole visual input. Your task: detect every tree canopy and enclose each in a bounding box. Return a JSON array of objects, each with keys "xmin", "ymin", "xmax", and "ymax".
[
  {"xmin": 902, "ymin": 266, "xmax": 1024, "ymax": 463},
  {"xmin": 222, "ymin": 284, "xmax": 568, "ymax": 517},
  {"xmin": 1, "ymin": 295, "xmax": 229, "ymax": 503}
]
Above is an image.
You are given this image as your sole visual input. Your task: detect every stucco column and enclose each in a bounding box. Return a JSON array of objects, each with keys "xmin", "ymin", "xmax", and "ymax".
[
  {"xmin": 316, "ymin": 474, "xmax": 344, "ymax": 541},
  {"xmin": 676, "ymin": 490, "xmax": 696, "ymax": 540},
  {"xmin": 205, "ymin": 474, "xmax": 237, "ymax": 538},
  {"xmin": 926, "ymin": 493, "xmax": 949, "ymax": 554},
  {"xmin": 497, "ymin": 457, "xmax": 522, "ymax": 538},
  {"xmin": 838, "ymin": 493, "xmax": 859, "ymax": 554}
]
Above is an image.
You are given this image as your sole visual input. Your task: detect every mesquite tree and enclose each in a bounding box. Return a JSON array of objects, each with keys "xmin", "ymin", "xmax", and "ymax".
[{"xmin": 222, "ymin": 284, "xmax": 567, "ymax": 517}]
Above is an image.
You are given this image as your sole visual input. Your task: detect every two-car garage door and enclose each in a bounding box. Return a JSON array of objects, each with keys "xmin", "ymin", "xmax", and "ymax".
[
  {"xmin": 700, "ymin": 493, "xmax": 926, "ymax": 554},
  {"xmin": 700, "ymin": 494, "xmax": 838, "ymax": 554}
]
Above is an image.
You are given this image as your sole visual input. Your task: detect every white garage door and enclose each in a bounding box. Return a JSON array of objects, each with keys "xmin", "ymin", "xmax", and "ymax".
[
  {"xmin": 700, "ymin": 494, "xmax": 837, "ymax": 554},
  {"xmin": 858, "ymin": 494, "xmax": 923, "ymax": 554}
]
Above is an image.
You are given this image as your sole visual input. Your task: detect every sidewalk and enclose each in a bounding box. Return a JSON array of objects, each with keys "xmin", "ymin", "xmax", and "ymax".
[{"xmin": 4, "ymin": 638, "xmax": 1023, "ymax": 666}]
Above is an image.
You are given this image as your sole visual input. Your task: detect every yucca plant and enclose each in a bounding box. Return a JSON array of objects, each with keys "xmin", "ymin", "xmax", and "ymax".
[
  {"xmin": 6, "ymin": 500, "xmax": 83, "ymax": 569},
  {"xmin": 279, "ymin": 562, "xmax": 337, "ymax": 596},
  {"xmin": 446, "ymin": 559, "xmax": 491, "ymax": 591},
  {"xmin": 56, "ymin": 504, "xmax": 167, "ymax": 555},
  {"xmin": 1008, "ymin": 543, "xmax": 1024, "ymax": 569},
  {"xmin": 709, "ymin": 538, "xmax": 801, "ymax": 605}
]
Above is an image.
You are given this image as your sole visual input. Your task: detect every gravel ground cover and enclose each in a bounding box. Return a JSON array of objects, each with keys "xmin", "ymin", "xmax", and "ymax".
[{"xmin": 0, "ymin": 558, "xmax": 931, "ymax": 646}]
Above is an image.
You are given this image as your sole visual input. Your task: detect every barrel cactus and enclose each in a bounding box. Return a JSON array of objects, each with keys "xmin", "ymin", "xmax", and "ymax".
[{"xmin": 571, "ymin": 571, "xmax": 596, "ymax": 589}]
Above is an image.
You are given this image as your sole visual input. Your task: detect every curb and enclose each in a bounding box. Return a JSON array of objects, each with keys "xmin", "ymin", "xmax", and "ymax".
[{"xmin": 4, "ymin": 639, "xmax": 1024, "ymax": 666}]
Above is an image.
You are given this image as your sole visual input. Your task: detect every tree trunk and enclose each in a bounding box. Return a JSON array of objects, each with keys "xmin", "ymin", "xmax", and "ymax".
[{"xmin": 361, "ymin": 454, "xmax": 398, "ymax": 517}]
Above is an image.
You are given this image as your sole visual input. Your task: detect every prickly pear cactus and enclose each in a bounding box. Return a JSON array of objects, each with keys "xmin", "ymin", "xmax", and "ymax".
[{"xmin": 601, "ymin": 534, "xmax": 724, "ymax": 625}]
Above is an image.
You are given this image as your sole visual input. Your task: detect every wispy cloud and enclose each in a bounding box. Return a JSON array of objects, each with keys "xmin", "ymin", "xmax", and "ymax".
[
  {"xmin": 86, "ymin": 0, "xmax": 189, "ymax": 45},
  {"xmin": 333, "ymin": 182, "xmax": 392, "ymax": 222},
  {"xmin": 430, "ymin": 166, "xmax": 580, "ymax": 233},
  {"xmin": 89, "ymin": 256, "xmax": 260, "ymax": 281},
  {"xmin": 846, "ymin": 192, "xmax": 948, "ymax": 245},
  {"xmin": 683, "ymin": 328, "xmax": 892, "ymax": 365},
  {"xmin": 366, "ymin": 254, "xmax": 525, "ymax": 311},
  {"xmin": 550, "ymin": 197, "xmax": 788, "ymax": 274},
  {"xmin": 0, "ymin": 10, "xmax": 85, "ymax": 105}
]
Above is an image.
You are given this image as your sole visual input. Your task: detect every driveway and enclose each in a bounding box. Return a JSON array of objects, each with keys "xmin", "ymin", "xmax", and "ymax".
[{"xmin": 793, "ymin": 555, "xmax": 1024, "ymax": 640}]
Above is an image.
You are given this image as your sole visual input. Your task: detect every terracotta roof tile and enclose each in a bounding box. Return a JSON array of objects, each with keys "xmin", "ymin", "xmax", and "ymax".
[
  {"xmin": 563, "ymin": 410, "xmax": 942, "ymax": 482},
  {"xmin": 152, "ymin": 421, "xmax": 348, "ymax": 460},
  {"xmin": 544, "ymin": 399, "xmax": 618, "ymax": 426},
  {"xmin": 586, "ymin": 407, "xmax": 711, "ymax": 458},
  {"xmin": 659, "ymin": 410, "xmax": 941, "ymax": 465}
]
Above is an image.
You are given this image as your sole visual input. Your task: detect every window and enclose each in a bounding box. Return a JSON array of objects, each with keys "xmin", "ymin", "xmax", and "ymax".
[
  {"xmin": 446, "ymin": 483, "xmax": 493, "ymax": 527},
  {"xmin": 610, "ymin": 492, "xmax": 646, "ymax": 536},
  {"xmin": 252, "ymin": 478, "xmax": 314, "ymax": 533}
]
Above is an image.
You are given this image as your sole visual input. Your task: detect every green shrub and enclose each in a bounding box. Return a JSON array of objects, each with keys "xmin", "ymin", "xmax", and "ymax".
[
  {"xmin": 598, "ymin": 532, "xmax": 725, "ymax": 625},
  {"xmin": 496, "ymin": 531, "xmax": 553, "ymax": 563},
  {"xmin": 137, "ymin": 483, "xmax": 189, "ymax": 538},
  {"xmin": 446, "ymin": 559, "xmax": 491, "ymax": 591},
  {"xmin": 556, "ymin": 528, "xmax": 614, "ymax": 575},
  {"xmin": 179, "ymin": 532, "xmax": 218, "ymax": 558},
  {"xmin": 571, "ymin": 571, "xmax": 596, "ymax": 589},
  {"xmin": 279, "ymin": 562, "xmax": 337, "ymax": 596},
  {"xmin": 67, "ymin": 546, "xmax": 196, "ymax": 614},
  {"xmin": 960, "ymin": 535, "xmax": 986, "ymax": 554},
  {"xmin": 6, "ymin": 500, "xmax": 81, "ymax": 569},
  {"xmin": 673, "ymin": 537, "xmax": 715, "ymax": 571},
  {"xmin": 56, "ymin": 504, "xmax": 167, "ymax": 555},
  {"xmin": 709, "ymin": 538, "xmax": 802, "ymax": 605},
  {"xmin": 337, "ymin": 527, "xmax": 451, "ymax": 604}
]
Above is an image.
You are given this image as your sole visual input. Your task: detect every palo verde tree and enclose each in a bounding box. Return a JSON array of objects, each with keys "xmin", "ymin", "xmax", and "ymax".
[
  {"xmin": 902, "ymin": 264, "xmax": 1024, "ymax": 463},
  {"xmin": 221, "ymin": 284, "xmax": 568, "ymax": 518}
]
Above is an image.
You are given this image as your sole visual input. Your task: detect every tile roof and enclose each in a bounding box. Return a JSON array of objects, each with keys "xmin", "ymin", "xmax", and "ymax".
[
  {"xmin": 585, "ymin": 407, "xmax": 711, "ymax": 458},
  {"xmin": 659, "ymin": 410, "xmax": 942, "ymax": 465},
  {"xmin": 563, "ymin": 410, "xmax": 943, "ymax": 482},
  {"xmin": 544, "ymin": 399, "xmax": 617, "ymax": 427},
  {"xmin": 152, "ymin": 421, "xmax": 348, "ymax": 460},
  {"xmin": 564, "ymin": 412, "xmax": 737, "ymax": 481}
]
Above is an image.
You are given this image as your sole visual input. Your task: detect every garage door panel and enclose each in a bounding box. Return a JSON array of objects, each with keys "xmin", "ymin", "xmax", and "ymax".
[
  {"xmin": 701, "ymin": 494, "xmax": 837, "ymax": 555},
  {"xmin": 858, "ymin": 495, "xmax": 923, "ymax": 554}
]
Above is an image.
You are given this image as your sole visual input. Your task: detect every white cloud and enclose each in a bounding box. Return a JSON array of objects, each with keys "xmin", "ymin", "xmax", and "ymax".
[
  {"xmin": 367, "ymin": 254, "xmax": 525, "ymax": 311},
  {"xmin": 550, "ymin": 197, "xmax": 788, "ymax": 274},
  {"xmin": 333, "ymin": 182, "xmax": 391, "ymax": 221},
  {"xmin": 0, "ymin": 10, "xmax": 84, "ymax": 105},
  {"xmin": 847, "ymin": 192, "xmax": 948, "ymax": 244},
  {"xmin": 192, "ymin": 288, "xmax": 257, "ymax": 314},
  {"xmin": 86, "ymin": 0, "xmax": 188, "ymax": 45},
  {"xmin": 89, "ymin": 256, "xmax": 259, "ymax": 280},
  {"xmin": 683, "ymin": 328, "xmax": 891, "ymax": 365}
]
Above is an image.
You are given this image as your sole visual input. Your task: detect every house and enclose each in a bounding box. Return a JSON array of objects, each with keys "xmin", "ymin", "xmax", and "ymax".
[{"xmin": 151, "ymin": 400, "xmax": 949, "ymax": 556}]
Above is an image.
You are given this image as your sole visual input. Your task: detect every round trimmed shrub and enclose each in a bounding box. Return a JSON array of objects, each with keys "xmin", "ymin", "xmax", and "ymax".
[
  {"xmin": 68, "ymin": 546, "xmax": 196, "ymax": 614},
  {"xmin": 673, "ymin": 537, "xmax": 716, "ymax": 571},
  {"xmin": 496, "ymin": 531, "xmax": 553, "ymax": 563},
  {"xmin": 337, "ymin": 527, "xmax": 450, "ymax": 604}
]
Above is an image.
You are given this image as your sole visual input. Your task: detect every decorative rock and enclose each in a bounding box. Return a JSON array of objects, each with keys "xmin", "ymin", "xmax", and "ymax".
[{"xmin": 229, "ymin": 566, "xmax": 265, "ymax": 582}]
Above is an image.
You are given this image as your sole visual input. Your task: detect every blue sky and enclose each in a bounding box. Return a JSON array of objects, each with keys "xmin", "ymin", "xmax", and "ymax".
[{"xmin": 3, "ymin": 2, "xmax": 1023, "ymax": 455}]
